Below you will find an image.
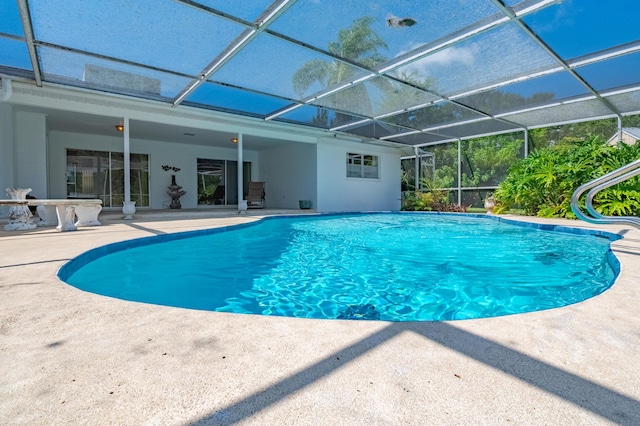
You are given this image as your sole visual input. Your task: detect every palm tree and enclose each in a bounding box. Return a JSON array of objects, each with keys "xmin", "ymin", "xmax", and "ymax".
[{"xmin": 292, "ymin": 17, "xmax": 388, "ymax": 126}]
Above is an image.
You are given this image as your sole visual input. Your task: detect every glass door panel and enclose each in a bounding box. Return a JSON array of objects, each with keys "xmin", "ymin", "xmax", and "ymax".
[
  {"xmin": 226, "ymin": 161, "xmax": 238, "ymax": 204},
  {"xmin": 197, "ymin": 159, "xmax": 225, "ymax": 205},
  {"xmin": 197, "ymin": 159, "xmax": 251, "ymax": 206},
  {"xmin": 66, "ymin": 149, "xmax": 149, "ymax": 208}
]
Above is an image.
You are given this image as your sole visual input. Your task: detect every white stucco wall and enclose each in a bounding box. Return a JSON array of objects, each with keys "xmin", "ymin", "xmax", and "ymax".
[
  {"xmin": 316, "ymin": 138, "xmax": 402, "ymax": 212},
  {"xmin": 44, "ymin": 132, "xmax": 402, "ymax": 212},
  {"xmin": 0, "ymin": 103, "xmax": 14, "ymax": 187},
  {"xmin": 0, "ymin": 103, "xmax": 14, "ymax": 215},
  {"xmin": 47, "ymin": 130, "xmax": 258, "ymax": 209},
  {"xmin": 259, "ymin": 142, "xmax": 317, "ymax": 209},
  {"xmin": 15, "ymin": 111, "xmax": 47, "ymax": 198}
]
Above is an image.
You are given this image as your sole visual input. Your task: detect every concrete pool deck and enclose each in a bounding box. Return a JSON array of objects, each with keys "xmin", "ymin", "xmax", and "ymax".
[{"xmin": 1, "ymin": 210, "xmax": 639, "ymax": 425}]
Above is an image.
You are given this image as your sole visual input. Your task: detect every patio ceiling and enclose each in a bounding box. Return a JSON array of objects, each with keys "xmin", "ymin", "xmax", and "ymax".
[{"xmin": 1, "ymin": 0, "xmax": 639, "ymax": 147}]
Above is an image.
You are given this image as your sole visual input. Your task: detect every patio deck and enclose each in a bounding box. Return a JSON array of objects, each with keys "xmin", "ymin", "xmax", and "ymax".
[{"xmin": 1, "ymin": 212, "xmax": 639, "ymax": 425}]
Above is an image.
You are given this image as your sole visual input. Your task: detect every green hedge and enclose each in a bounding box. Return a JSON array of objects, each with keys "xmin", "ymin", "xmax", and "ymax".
[{"xmin": 494, "ymin": 136, "xmax": 640, "ymax": 219}]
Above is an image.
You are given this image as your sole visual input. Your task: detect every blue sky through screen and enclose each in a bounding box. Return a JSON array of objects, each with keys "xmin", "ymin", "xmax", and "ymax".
[
  {"xmin": 1, "ymin": 0, "xmax": 636, "ymax": 88},
  {"xmin": 0, "ymin": 0, "xmax": 23, "ymax": 36},
  {"xmin": 524, "ymin": 0, "xmax": 640, "ymax": 59},
  {"xmin": 0, "ymin": 0, "xmax": 638, "ymax": 133}
]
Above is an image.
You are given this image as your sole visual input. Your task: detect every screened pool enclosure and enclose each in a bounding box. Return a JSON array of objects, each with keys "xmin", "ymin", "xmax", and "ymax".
[{"xmin": 1, "ymin": 0, "xmax": 639, "ymax": 206}]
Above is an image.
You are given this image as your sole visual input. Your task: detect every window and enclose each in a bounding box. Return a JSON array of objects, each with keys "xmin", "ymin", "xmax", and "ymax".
[
  {"xmin": 347, "ymin": 153, "xmax": 379, "ymax": 179},
  {"xmin": 66, "ymin": 149, "xmax": 149, "ymax": 207}
]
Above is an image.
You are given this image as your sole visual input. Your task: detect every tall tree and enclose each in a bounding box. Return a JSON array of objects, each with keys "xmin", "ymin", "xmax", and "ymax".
[
  {"xmin": 292, "ymin": 17, "xmax": 388, "ymax": 125},
  {"xmin": 530, "ymin": 115, "xmax": 640, "ymax": 150}
]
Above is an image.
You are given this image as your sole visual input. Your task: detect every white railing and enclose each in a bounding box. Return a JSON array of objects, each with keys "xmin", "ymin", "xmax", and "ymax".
[{"xmin": 571, "ymin": 159, "xmax": 640, "ymax": 230}]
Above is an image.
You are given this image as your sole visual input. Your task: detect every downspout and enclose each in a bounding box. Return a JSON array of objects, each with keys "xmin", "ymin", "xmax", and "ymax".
[{"xmin": 0, "ymin": 78, "xmax": 12, "ymax": 102}]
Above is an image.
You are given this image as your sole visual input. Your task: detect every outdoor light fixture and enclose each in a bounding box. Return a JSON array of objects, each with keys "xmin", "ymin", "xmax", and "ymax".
[
  {"xmin": 115, "ymin": 125, "xmax": 124, "ymax": 132},
  {"xmin": 231, "ymin": 137, "xmax": 238, "ymax": 143}
]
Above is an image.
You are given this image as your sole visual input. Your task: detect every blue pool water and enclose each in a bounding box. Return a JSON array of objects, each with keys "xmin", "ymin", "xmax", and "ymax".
[{"xmin": 58, "ymin": 213, "xmax": 621, "ymax": 321}]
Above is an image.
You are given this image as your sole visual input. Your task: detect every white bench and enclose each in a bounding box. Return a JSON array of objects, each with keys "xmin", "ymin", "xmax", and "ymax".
[
  {"xmin": 1, "ymin": 199, "xmax": 102, "ymax": 232},
  {"xmin": 31, "ymin": 199, "xmax": 102, "ymax": 231}
]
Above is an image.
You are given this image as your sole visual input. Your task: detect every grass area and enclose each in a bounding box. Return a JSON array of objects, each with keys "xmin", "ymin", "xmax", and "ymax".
[{"xmin": 466, "ymin": 207, "xmax": 487, "ymax": 214}]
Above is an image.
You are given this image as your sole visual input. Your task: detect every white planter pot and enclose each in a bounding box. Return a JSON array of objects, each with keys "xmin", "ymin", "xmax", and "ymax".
[
  {"xmin": 122, "ymin": 200, "xmax": 136, "ymax": 220},
  {"xmin": 484, "ymin": 199, "xmax": 496, "ymax": 213},
  {"xmin": 238, "ymin": 200, "xmax": 248, "ymax": 214}
]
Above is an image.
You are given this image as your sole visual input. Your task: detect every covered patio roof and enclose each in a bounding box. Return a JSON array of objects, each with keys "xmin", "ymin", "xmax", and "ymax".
[{"xmin": 1, "ymin": 0, "xmax": 639, "ymax": 146}]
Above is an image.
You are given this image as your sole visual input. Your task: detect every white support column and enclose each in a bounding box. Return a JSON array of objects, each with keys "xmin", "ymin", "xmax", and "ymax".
[
  {"xmin": 121, "ymin": 116, "xmax": 135, "ymax": 219},
  {"xmin": 124, "ymin": 117, "xmax": 131, "ymax": 202},
  {"xmin": 413, "ymin": 146, "xmax": 420, "ymax": 191},
  {"xmin": 237, "ymin": 133, "xmax": 247, "ymax": 214},
  {"xmin": 457, "ymin": 139, "xmax": 462, "ymax": 206},
  {"xmin": 524, "ymin": 128, "xmax": 529, "ymax": 158}
]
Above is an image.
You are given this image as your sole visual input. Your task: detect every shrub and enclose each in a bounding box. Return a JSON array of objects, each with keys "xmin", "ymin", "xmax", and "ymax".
[
  {"xmin": 494, "ymin": 135, "xmax": 640, "ymax": 219},
  {"xmin": 402, "ymin": 190, "xmax": 468, "ymax": 212}
]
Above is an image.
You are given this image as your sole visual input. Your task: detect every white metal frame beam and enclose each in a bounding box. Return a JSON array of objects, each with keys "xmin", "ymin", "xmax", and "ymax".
[
  {"xmin": 16, "ymin": 0, "xmax": 42, "ymax": 86},
  {"xmin": 172, "ymin": 0, "xmax": 298, "ymax": 107}
]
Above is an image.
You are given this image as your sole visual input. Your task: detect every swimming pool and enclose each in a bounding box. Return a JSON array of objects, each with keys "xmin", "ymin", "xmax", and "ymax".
[{"xmin": 58, "ymin": 213, "xmax": 621, "ymax": 321}]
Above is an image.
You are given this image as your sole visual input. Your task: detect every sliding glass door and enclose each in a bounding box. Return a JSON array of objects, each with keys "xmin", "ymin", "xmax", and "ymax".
[
  {"xmin": 66, "ymin": 149, "xmax": 149, "ymax": 207},
  {"xmin": 197, "ymin": 158, "xmax": 251, "ymax": 206}
]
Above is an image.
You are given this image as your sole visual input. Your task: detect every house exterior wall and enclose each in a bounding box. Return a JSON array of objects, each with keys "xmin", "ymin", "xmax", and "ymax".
[
  {"xmin": 606, "ymin": 129, "xmax": 640, "ymax": 146},
  {"xmin": 2, "ymin": 82, "xmax": 403, "ymax": 214},
  {"xmin": 48, "ymin": 130, "xmax": 259, "ymax": 209},
  {"xmin": 259, "ymin": 142, "xmax": 317, "ymax": 210},
  {"xmin": 621, "ymin": 134, "xmax": 639, "ymax": 146},
  {"xmin": 316, "ymin": 138, "xmax": 402, "ymax": 213}
]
